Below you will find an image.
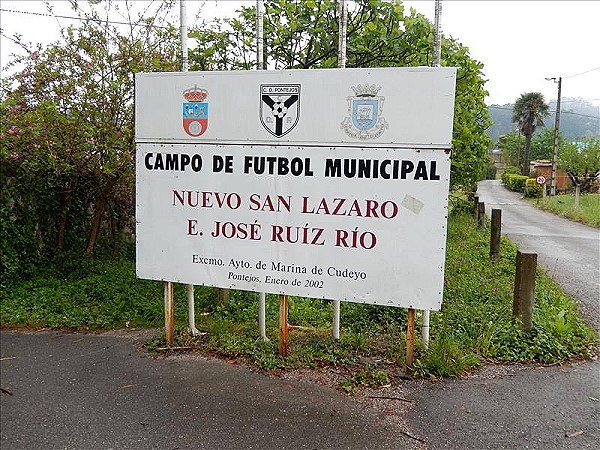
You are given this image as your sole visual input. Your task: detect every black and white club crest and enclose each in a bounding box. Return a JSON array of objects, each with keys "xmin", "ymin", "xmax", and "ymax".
[{"xmin": 260, "ymin": 84, "xmax": 301, "ymax": 137}]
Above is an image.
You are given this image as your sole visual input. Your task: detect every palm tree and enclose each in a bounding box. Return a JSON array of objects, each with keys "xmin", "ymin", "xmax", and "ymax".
[{"xmin": 512, "ymin": 93, "xmax": 550, "ymax": 175}]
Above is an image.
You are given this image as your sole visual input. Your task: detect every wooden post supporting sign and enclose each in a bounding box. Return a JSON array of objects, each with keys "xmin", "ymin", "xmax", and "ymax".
[
  {"xmin": 405, "ymin": 308, "xmax": 416, "ymax": 374},
  {"xmin": 164, "ymin": 281, "xmax": 174, "ymax": 344},
  {"xmin": 279, "ymin": 294, "xmax": 289, "ymax": 357}
]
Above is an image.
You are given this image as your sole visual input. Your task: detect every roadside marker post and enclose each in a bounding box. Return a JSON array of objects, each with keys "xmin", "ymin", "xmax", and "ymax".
[
  {"xmin": 490, "ymin": 208, "xmax": 502, "ymax": 260},
  {"xmin": 478, "ymin": 202, "xmax": 486, "ymax": 231},
  {"xmin": 473, "ymin": 195, "xmax": 479, "ymax": 220},
  {"xmin": 513, "ymin": 251, "xmax": 537, "ymax": 332}
]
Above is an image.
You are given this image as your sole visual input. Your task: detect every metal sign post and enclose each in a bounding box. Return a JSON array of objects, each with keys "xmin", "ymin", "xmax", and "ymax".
[
  {"xmin": 331, "ymin": 0, "xmax": 348, "ymax": 341},
  {"xmin": 256, "ymin": 0, "xmax": 268, "ymax": 342},
  {"xmin": 422, "ymin": 0, "xmax": 444, "ymax": 351}
]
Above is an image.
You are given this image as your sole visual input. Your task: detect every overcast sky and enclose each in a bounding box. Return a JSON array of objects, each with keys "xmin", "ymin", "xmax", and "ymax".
[{"xmin": 1, "ymin": 0, "xmax": 599, "ymax": 108}]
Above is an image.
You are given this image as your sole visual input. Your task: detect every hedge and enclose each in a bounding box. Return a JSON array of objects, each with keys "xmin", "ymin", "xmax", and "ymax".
[
  {"xmin": 503, "ymin": 173, "xmax": 529, "ymax": 192},
  {"xmin": 524, "ymin": 178, "xmax": 543, "ymax": 198}
]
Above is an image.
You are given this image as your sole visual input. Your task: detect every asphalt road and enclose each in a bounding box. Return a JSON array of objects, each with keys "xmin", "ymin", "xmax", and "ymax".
[
  {"xmin": 0, "ymin": 330, "xmax": 419, "ymax": 450},
  {"xmin": 477, "ymin": 180, "xmax": 600, "ymax": 331},
  {"xmin": 2, "ymin": 330, "xmax": 598, "ymax": 450},
  {"xmin": 407, "ymin": 360, "xmax": 600, "ymax": 450}
]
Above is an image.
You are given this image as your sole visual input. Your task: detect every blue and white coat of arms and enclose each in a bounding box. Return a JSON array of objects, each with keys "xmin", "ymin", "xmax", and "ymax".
[{"xmin": 341, "ymin": 84, "xmax": 388, "ymax": 140}]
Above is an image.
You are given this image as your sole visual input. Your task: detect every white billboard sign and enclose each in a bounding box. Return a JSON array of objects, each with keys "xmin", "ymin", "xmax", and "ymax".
[{"xmin": 135, "ymin": 68, "xmax": 456, "ymax": 311}]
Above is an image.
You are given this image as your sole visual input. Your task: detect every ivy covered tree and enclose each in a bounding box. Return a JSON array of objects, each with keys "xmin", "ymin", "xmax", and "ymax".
[
  {"xmin": 1, "ymin": 1, "xmax": 179, "ymax": 278},
  {"xmin": 189, "ymin": 0, "xmax": 492, "ymax": 190}
]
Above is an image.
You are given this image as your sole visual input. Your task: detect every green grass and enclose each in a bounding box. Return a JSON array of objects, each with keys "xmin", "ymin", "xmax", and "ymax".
[
  {"xmin": 527, "ymin": 193, "xmax": 600, "ymax": 228},
  {"xmin": 1, "ymin": 205, "xmax": 597, "ymax": 387}
]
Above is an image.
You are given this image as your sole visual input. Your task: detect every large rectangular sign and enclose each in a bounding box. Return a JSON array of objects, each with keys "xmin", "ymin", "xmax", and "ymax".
[
  {"xmin": 135, "ymin": 67, "xmax": 456, "ymax": 147},
  {"xmin": 136, "ymin": 144, "xmax": 450, "ymax": 310},
  {"xmin": 135, "ymin": 67, "xmax": 456, "ymax": 310}
]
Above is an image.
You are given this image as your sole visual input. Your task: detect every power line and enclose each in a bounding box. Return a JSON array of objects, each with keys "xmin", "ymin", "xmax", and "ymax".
[
  {"xmin": 562, "ymin": 98, "xmax": 600, "ymax": 103},
  {"xmin": 563, "ymin": 66, "xmax": 600, "ymax": 79},
  {"xmin": 0, "ymin": 8, "xmax": 171, "ymax": 29},
  {"xmin": 488, "ymin": 105, "xmax": 599, "ymax": 120}
]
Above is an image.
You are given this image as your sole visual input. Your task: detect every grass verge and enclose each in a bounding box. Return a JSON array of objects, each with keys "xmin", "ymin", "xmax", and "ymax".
[
  {"xmin": 526, "ymin": 193, "xmax": 600, "ymax": 228},
  {"xmin": 1, "ymin": 204, "xmax": 597, "ymax": 389}
]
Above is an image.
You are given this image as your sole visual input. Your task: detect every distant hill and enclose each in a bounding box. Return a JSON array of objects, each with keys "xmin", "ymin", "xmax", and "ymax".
[{"xmin": 487, "ymin": 98, "xmax": 599, "ymax": 143}]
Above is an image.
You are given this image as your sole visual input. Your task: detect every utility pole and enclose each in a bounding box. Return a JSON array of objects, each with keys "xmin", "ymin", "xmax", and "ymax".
[{"xmin": 547, "ymin": 77, "xmax": 562, "ymax": 196}]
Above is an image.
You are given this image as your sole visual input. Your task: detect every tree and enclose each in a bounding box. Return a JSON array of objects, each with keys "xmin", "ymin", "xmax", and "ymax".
[
  {"xmin": 1, "ymin": 1, "xmax": 179, "ymax": 277},
  {"xmin": 498, "ymin": 128, "xmax": 567, "ymax": 166},
  {"xmin": 497, "ymin": 130, "xmax": 523, "ymax": 167},
  {"xmin": 530, "ymin": 128, "xmax": 563, "ymax": 162},
  {"xmin": 559, "ymin": 137, "xmax": 600, "ymax": 205},
  {"xmin": 189, "ymin": 0, "xmax": 492, "ymax": 190},
  {"xmin": 512, "ymin": 92, "xmax": 549, "ymax": 175}
]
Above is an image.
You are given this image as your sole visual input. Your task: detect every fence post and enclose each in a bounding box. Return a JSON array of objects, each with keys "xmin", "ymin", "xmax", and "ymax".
[
  {"xmin": 477, "ymin": 202, "xmax": 485, "ymax": 231},
  {"xmin": 490, "ymin": 209, "xmax": 502, "ymax": 260},
  {"xmin": 473, "ymin": 195, "xmax": 479, "ymax": 219},
  {"xmin": 513, "ymin": 251, "xmax": 537, "ymax": 332}
]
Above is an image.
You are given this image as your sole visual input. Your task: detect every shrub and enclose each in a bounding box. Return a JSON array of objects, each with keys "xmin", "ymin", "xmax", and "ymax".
[
  {"xmin": 481, "ymin": 164, "xmax": 497, "ymax": 180},
  {"xmin": 504, "ymin": 174, "xmax": 529, "ymax": 192},
  {"xmin": 501, "ymin": 166, "xmax": 520, "ymax": 185},
  {"xmin": 524, "ymin": 178, "xmax": 543, "ymax": 198}
]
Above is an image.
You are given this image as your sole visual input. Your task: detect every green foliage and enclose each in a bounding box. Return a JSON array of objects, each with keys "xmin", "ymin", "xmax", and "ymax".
[
  {"xmin": 0, "ymin": 2, "xmax": 179, "ymax": 279},
  {"xmin": 448, "ymin": 192, "xmax": 474, "ymax": 217},
  {"xmin": 189, "ymin": 0, "xmax": 492, "ymax": 190},
  {"xmin": 559, "ymin": 137, "xmax": 600, "ymax": 193},
  {"xmin": 502, "ymin": 174, "xmax": 529, "ymax": 192},
  {"xmin": 524, "ymin": 178, "xmax": 543, "ymax": 198},
  {"xmin": 530, "ymin": 128, "xmax": 559, "ymax": 161},
  {"xmin": 341, "ymin": 367, "xmax": 390, "ymax": 394},
  {"xmin": 0, "ymin": 259, "xmax": 166, "ymax": 329},
  {"xmin": 499, "ymin": 128, "xmax": 563, "ymax": 168},
  {"xmin": 497, "ymin": 132, "xmax": 523, "ymax": 167},
  {"xmin": 530, "ymin": 193, "xmax": 600, "ymax": 228},
  {"xmin": 501, "ymin": 165, "xmax": 520, "ymax": 180},
  {"xmin": 412, "ymin": 336, "xmax": 480, "ymax": 378},
  {"xmin": 480, "ymin": 164, "xmax": 497, "ymax": 180}
]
